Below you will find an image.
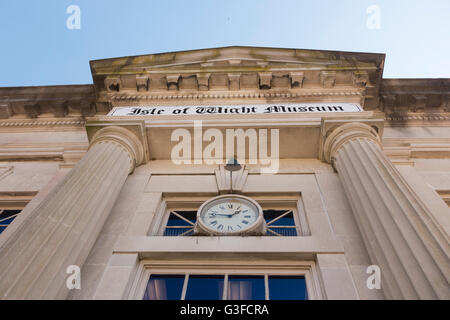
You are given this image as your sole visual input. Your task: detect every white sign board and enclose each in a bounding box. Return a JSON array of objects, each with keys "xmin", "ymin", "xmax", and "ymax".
[{"xmin": 108, "ymin": 103, "xmax": 362, "ymax": 116}]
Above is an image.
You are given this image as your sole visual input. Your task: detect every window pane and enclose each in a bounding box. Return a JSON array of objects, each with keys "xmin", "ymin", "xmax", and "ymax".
[
  {"xmin": 268, "ymin": 276, "xmax": 308, "ymax": 300},
  {"xmin": 143, "ymin": 274, "xmax": 185, "ymax": 300},
  {"xmin": 185, "ymin": 275, "xmax": 224, "ymax": 300},
  {"xmin": 0, "ymin": 217, "xmax": 16, "ymax": 225},
  {"xmin": 166, "ymin": 211, "xmax": 196, "ymax": 226},
  {"xmin": 0, "ymin": 210, "xmax": 21, "ymax": 220},
  {"xmin": 164, "ymin": 211, "xmax": 196, "ymax": 236},
  {"xmin": 0, "ymin": 210, "xmax": 20, "ymax": 234},
  {"xmin": 228, "ymin": 275, "xmax": 265, "ymax": 300},
  {"xmin": 163, "ymin": 227, "xmax": 193, "ymax": 236},
  {"xmin": 267, "ymin": 227, "xmax": 297, "ymax": 236},
  {"xmin": 264, "ymin": 210, "xmax": 296, "ymax": 226}
]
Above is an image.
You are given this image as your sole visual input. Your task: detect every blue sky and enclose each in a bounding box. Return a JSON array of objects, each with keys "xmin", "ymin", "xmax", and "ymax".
[{"xmin": 0, "ymin": 0, "xmax": 448, "ymax": 86}]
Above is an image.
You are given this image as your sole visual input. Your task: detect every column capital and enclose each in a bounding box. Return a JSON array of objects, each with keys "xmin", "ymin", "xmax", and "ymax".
[
  {"xmin": 86, "ymin": 121, "xmax": 149, "ymax": 173},
  {"xmin": 321, "ymin": 119, "xmax": 384, "ymax": 166}
]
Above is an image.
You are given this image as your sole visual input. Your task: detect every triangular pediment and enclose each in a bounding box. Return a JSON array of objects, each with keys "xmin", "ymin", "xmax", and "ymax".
[
  {"xmin": 90, "ymin": 46, "xmax": 385, "ymax": 110},
  {"xmin": 91, "ymin": 46, "xmax": 384, "ymax": 74}
]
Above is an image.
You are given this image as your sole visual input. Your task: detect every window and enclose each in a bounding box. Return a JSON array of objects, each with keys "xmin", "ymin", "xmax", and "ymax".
[
  {"xmin": 0, "ymin": 209, "xmax": 21, "ymax": 234},
  {"xmin": 185, "ymin": 275, "xmax": 224, "ymax": 300},
  {"xmin": 142, "ymin": 273, "xmax": 308, "ymax": 300},
  {"xmin": 268, "ymin": 275, "xmax": 308, "ymax": 300},
  {"xmin": 163, "ymin": 211, "xmax": 196, "ymax": 236},
  {"xmin": 264, "ymin": 210, "xmax": 297, "ymax": 236},
  {"xmin": 143, "ymin": 274, "xmax": 185, "ymax": 300},
  {"xmin": 149, "ymin": 194, "xmax": 310, "ymax": 237},
  {"xmin": 129, "ymin": 260, "xmax": 321, "ymax": 300},
  {"xmin": 162, "ymin": 209, "xmax": 300, "ymax": 237},
  {"xmin": 228, "ymin": 275, "xmax": 265, "ymax": 300}
]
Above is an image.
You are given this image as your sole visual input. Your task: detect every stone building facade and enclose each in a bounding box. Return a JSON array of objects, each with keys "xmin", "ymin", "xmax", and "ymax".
[{"xmin": 0, "ymin": 46, "xmax": 448, "ymax": 300}]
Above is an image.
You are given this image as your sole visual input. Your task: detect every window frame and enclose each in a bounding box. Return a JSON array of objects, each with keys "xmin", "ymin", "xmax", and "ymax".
[
  {"xmin": 0, "ymin": 209, "xmax": 22, "ymax": 234},
  {"xmin": 152, "ymin": 193, "xmax": 310, "ymax": 237},
  {"xmin": 264, "ymin": 209, "xmax": 299, "ymax": 237},
  {"xmin": 128, "ymin": 260, "xmax": 323, "ymax": 300},
  {"xmin": 0, "ymin": 192, "xmax": 36, "ymax": 239}
]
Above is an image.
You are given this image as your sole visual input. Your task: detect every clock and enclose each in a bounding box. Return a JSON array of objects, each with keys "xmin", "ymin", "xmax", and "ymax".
[{"xmin": 194, "ymin": 195, "xmax": 266, "ymax": 236}]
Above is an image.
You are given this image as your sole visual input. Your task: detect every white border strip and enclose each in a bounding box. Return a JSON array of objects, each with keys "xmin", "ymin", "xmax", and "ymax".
[{"xmin": 108, "ymin": 103, "xmax": 362, "ymax": 117}]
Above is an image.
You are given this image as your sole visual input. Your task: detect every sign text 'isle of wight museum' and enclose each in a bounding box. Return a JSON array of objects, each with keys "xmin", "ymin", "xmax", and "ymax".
[{"xmin": 108, "ymin": 103, "xmax": 363, "ymax": 116}]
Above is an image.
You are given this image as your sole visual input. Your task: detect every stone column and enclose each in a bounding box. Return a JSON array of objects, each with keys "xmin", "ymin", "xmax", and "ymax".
[
  {"xmin": 0, "ymin": 125, "xmax": 146, "ymax": 299},
  {"xmin": 323, "ymin": 122, "xmax": 449, "ymax": 300}
]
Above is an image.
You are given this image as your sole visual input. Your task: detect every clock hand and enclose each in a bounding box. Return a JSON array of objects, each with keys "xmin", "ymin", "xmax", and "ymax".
[
  {"xmin": 211, "ymin": 209, "xmax": 241, "ymax": 218},
  {"xmin": 212, "ymin": 213, "xmax": 233, "ymax": 217}
]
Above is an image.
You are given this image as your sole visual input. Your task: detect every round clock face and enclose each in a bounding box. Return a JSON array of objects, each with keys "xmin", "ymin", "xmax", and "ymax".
[{"xmin": 197, "ymin": 195, "xmax": 264, "ymax": 235}]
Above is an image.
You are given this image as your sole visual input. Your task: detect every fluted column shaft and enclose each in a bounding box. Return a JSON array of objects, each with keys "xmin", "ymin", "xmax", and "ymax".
[
  {"xmin": 324, "ymin": 123, "xmax": 449, "ymax": 300},
  {"xmin": 0, "ymin": 126, "xmax": 145, "ymax": 299}
]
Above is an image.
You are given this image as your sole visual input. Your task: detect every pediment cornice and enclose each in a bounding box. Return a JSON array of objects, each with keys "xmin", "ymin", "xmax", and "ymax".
[
  {"xmin": 91, "ymin": 46, "xmax": 383, "ymax": 73},
  {"xmin": 91, "ymin": 46, "xmax": 385, "ymax": 110}
]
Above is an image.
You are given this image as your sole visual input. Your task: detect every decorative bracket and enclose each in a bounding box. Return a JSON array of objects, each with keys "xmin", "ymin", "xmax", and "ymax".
[
  {"xmin": 104, "ymin": 77, "xmax": 121, "ymax": 92},
  {"xmin": 352, "ymin": 71, "xmax": 369, "ymax": 88},
  {"xmin": 50, "ymin": 101, "xmax": 68, "ymax": 118},
  {"xmin": 412, "ymin": 95, "xmax": 428, "ymax": 112},
  {"xmin": 0, "ymin": 103, "xmax": 13, "ymax": 119},
  {"xmin": 319, "ymin": 71, "xmax": 336, "ymax": 88},
  {"xmin": 227, "ymin": 73, "xmax": 241, "ymax": 91},
  {"xmin": 381, "ymin": 94, "xmax": 396, "ymax": 112},
  {"xmin": 215, "ymin": 164, "xmax": 248, "ymax": 194},
  {"xmin": 258, "ymin": 72, "xmax": 272, "ymax": 89},
  {"xmin": 196, "ymin": 73, "xmax": 211, "ymax": 91},
  {"xmin": 289, "ymin": 72, "xmax": 304, "ymax": 88},
  {"xmin": 136, "ymin": 75, "xmax": 149, "ymax": 92},
  {"xmin": 24, "ymin": 103, "xmax": 41, "ymax": 118},
  {"xmin": 80, "ymin": 101, "xmax": 96, "ymax": 117},
  {"xmin": 166, "ymin": 74, "xmax": 181, "ymax": 90}
]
